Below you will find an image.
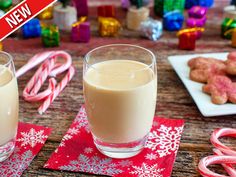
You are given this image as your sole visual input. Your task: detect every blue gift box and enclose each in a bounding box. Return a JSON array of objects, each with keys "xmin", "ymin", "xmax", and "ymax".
[
  {"xmin": 22, "ymin": 18, "xmax": 41, "ymax": 38},
  {"xmin": 163, "ymin": 10, "xmax": 184, "ymax": 31},
  {"xmin": 185, "ymin": 0, "xmax": 214, "ymax": 9}
]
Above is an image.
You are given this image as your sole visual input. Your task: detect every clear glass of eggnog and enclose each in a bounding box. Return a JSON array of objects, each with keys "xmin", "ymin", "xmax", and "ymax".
[
  {"xmin": 83, "ymin": 44, "xmax": 157, "ymax": 158},
  {"xmin": 0, "ymin": 51, "xmax": 19, "ymax": 162}
]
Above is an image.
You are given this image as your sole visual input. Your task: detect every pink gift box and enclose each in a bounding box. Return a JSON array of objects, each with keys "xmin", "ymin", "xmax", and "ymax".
[
  {"xmin": 188, "ymin": 6, "xmax": 208, "ymax": 18},
  {"xmin": 71, "ymin": 22, "xmax": 90, "ymax": 43},
  {"xmin": 186, "ymin": 16, "xmax": 207, "ymax": 27}
]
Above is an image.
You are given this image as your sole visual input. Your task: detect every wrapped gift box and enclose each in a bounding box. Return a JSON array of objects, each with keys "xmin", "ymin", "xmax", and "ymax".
[
  {"xmin": 41, "ymin": 24, "xmax": 60, "ymax": 47},
  {"xmin": 154, "ymin": 0, "xmax": 185, "ymax": 17},
  {"xmin": 221, "ymin": 17, "xmax": 236, "ymax": 39},
  {"xmin": 163, "ymin": 11, "xmax": 184, "ymax": 31},
  {"xmin": 22, "ymin": 19, "xmax": 41, "ymax": 38}
]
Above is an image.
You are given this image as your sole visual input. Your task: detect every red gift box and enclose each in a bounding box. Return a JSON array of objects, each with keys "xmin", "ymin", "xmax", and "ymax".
[
  {"xmin": 178, "ymin": 32, "xmax": 197, "ymax": 50},
  {"xmin": 97, "ymin": 5, "xmax": 115, "ymax": 18}
]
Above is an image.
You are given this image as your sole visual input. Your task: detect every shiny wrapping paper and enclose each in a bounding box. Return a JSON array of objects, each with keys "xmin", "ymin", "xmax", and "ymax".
[
  {"xmin": 0, "ymin": 0, "xmax": 12, "ymax": 10},
  {"xmin": 73, "ymin": 0, "xmax": 88, "ymax": 17},
  {"xmin": 71, "ymin": 21, "xmax": 90, "ymax": 42},
  {"xmin": 178, "ymin": 27, "xmax": 204, "ymax": 39},
  {"xmin": 98, "ymin": 17, "xmax": 121, "ymax": 37},
  {"xmin": 22, "ymin": 19, "xmax": 41, "ymax": 38},
  {"xmin": 221, "ymin": 17, "xmax": 236, "ymax": 39},
  {"xmin": 41, "ymin": 24, "xmax": 60, "ymax": 47},
  {"xmin": 188, "ymin": 6, "xmax": 208, "ymax": 18},
  {"xmin": 38, "ymin": 6, "xmax": 53, "ymax": 20},
  {"xmin": 163, "ymin": 11, "xmax": 184, "ymax": 31},
  {"xmin": 177, "ymin": 28, "xmax": 204, "ymax": 49},
  {"xmin": 154, "ymin": 0, "xmax": 185, "ymax": 17},
  {"xmin": 126, "ymin": 6, "xmax": 150, "ymax": 31},
  {"xmin": 97, "ymin": 5, "xmax": 115, "ymax": 18},
  {"xmin": 53, "ymin": 4, "xmax": 77, "ymax": 31},
  {"xmin": 185, "ymin": 0, "xmax": 214, "ymax": 9},
  {"xmin": 186, "ymin": 16, "xmax": 207, "ymax": 27},
  {"xmin": 178, "ymin": 31, "xmax": 197, "ymax": 50},
  {"xmin": 140, "ymin": 18, "xmax": 163, "ymax": 41}
]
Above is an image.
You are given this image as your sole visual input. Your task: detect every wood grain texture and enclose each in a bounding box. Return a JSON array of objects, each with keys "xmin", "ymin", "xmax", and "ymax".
[{"xmin": 2, "ymin": 5, "xmax": 236, "ymax": 177}]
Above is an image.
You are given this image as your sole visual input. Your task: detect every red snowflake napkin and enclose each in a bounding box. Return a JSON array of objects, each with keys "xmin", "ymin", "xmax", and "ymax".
[
  {"xmin": 0, "ymin": 122, "xmax": 51, "ymax": 177},
  {"xmin": 45, "ymin": 106, "xmax": 184, "ymax": 177}
]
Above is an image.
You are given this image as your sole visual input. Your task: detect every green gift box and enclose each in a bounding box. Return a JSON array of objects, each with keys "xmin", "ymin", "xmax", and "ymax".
[
  {"xmin": 154, "ymin": 0, "xmax": 185, "ymax": 17},
  {"xmin": 221, "ymin": 17, "xmax": 236, "ymax": 39},
  {"xmin": 0, "ymin": 0, "xmax": 12, "ymax": 11},
  {"xmin": 41, "ymin": 24, "xmax": 60, "ymax": 47}
]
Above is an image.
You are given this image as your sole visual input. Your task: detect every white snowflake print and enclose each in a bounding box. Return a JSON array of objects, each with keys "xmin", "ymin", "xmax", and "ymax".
[
  {"xmin": 59, "ymin": 154, "xmax": 123, "ymax": 176},
  {"xmin": 59, "ymin": 134, "xmax": 73, "ymax": 147},
  {"xmin": 68, "ymin": 127, "xmax": 80, "ymax": 135},
  {"xmin": 145, "ymin": 153, "xmax": 158, "ymax": 160},
  {"xmin": 75, "ymin": 106, "xmax": 90, "ymax": 133},
  {"xmin": 146, "ymin": 125, "xmax": 184, "ymax": 158},
  {"xmin": 130, "ymin": 163, "xmax": 165, "ymax": 177},
  {"xmin": 0, "ymin": 150, "xmax": 33, "ymax": 177},
  {"xmin": 84, "ymin": 147, "xmax": 93, "ymax": 154},
  {"xmin": 17, "ymin": 128, "xmax": 48, "ymax": 148},
  {"xmin": 118, "ymin": 160, "xmax": 133, "ymax": 167}
]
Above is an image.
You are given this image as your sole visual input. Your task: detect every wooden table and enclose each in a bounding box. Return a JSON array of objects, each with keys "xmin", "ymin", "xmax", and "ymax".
[{"xmin": 3, "ymin": 5, "xmax": 236, "ymax": 177}]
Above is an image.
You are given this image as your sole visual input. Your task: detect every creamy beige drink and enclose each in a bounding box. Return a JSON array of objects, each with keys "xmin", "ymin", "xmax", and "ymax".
[
  {"xmin": 84, "ymin": 60, "xmax": 157, "ymax": 144},
  {"xmin": 0, "ymin": 65, "xmax": 18, "ymax": 146}
]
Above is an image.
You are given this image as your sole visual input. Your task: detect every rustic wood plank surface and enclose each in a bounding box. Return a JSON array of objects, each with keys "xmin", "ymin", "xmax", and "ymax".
[{"xmin": 2, "ymin": 4, "xmax": 236, "ymax": 177}]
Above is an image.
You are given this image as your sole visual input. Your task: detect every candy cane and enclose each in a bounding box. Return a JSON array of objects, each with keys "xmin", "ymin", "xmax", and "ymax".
[
  {"xmin": 16, "ymin": 51, "xmax": 75, "ymax": 114},
  {"xmin": 198, "ymin": 128, "xmax": 236, "ymax": 177},
  {"xmin": 213, "ymin": 148, "xmax": 236, "ymax": 177},
  {"xmin": 198, "ymin": 155, "xmax": 236, "ymax": 177},
  {"xmin": 38, "ymin": 66, "xmax": 75, "ymax": 115},
  {"xmin": 210, "ymin": 128, "xmax": 236, "ymax": 156}
]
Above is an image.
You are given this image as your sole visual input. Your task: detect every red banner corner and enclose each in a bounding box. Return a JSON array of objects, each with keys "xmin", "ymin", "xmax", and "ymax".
[{"xmin": 0, "ymin": 0, "xmax": 57, "ymax": 41}]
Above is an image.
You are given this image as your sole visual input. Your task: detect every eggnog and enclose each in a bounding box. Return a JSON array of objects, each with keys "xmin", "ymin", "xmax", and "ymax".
[
  {"xmin": 84, "ymin": 60, "xmax": 157, "ymax": 144},
  {"xmin": 0, "ymin": 65, "xmax": 18, "ymax": 146}
]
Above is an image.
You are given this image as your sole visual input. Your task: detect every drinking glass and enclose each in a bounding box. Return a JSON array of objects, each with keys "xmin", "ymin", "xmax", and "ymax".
[
  {"xmin": 83, "ymin": 44, "xmax": 157, "ymax": 158},
  {"xmin": 0, "ymin": 51, "xmax": 19, "ymax": 162}
]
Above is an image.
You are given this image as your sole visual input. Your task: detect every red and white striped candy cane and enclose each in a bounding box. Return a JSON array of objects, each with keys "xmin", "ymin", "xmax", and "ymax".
[
  {"xmin": 16, "ymin": 51, "xmax": 75, "ymax": 114},
  {"xmin": 213, "ymin": 148, "xmax": 236, "ymax": 177},
  {"xmin": 198, "ymin": 155, "xmax": 236, "ymax": 177},
  {"xmin": 16, "ymin": 51, "xmax": 72, "ymax": 78},
  {"xmin": 38, "ymin": 66, "xmax": 75, "ymax": 114},
  {"xmin": 198, "ymin": 128, "xmax": 236, "ymax": 177},
  {"xmin": 210, "ymin": 128, "xmax": 236, "ymax": 156}
]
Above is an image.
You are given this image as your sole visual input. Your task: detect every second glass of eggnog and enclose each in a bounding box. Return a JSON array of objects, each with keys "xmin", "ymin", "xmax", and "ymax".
[
  {"xmin": 0, "ymin": 51, "xmax": 19, "ymax": 162},
  {"xmin": 83, "ymin": 44, "xmax": 157, "ymax": 158}
]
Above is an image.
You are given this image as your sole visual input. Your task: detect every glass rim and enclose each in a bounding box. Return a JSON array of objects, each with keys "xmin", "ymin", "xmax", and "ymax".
[
  {"xmin": 84, "ymin": 44, "xmax": 156, "ymax": 72},
  {"xmin": 0, "ymin": 51, "xmax": 13, "ymax": 67}
]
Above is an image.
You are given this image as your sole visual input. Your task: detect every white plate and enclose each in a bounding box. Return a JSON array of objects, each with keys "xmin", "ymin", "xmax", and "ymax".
[{"xmin": 168, "ymin": 52, "xmax": 236, "ymax": 117}]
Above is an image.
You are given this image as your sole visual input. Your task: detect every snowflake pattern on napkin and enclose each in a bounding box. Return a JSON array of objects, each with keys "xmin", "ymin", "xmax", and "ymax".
[
  {"xmin": 45, "ymin": 106, "xmax": 184, "ymax": 177},
  {"xmin": 0, "ymin": 122, "xmax": 51, "ymax": 177}
]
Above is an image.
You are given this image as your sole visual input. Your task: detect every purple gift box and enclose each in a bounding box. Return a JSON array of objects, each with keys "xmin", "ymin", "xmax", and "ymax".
[
  {"xmin": 121, "ymin": 0, "xmax": 130, "ymax": 9},
  {"xmin": 73, "ymin": 0, "xmax": 88, "ymax": 17},
  {"xmin": 186, "ymin": 16, "xmax": 207, "ymax": 27},
  {"xmin": 71, "ymin": 22, "xmax": 90, "ymax": 43},
  {"xmin": 188, "ymin": 6, "xmax": 208, "ymax": 18}
]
